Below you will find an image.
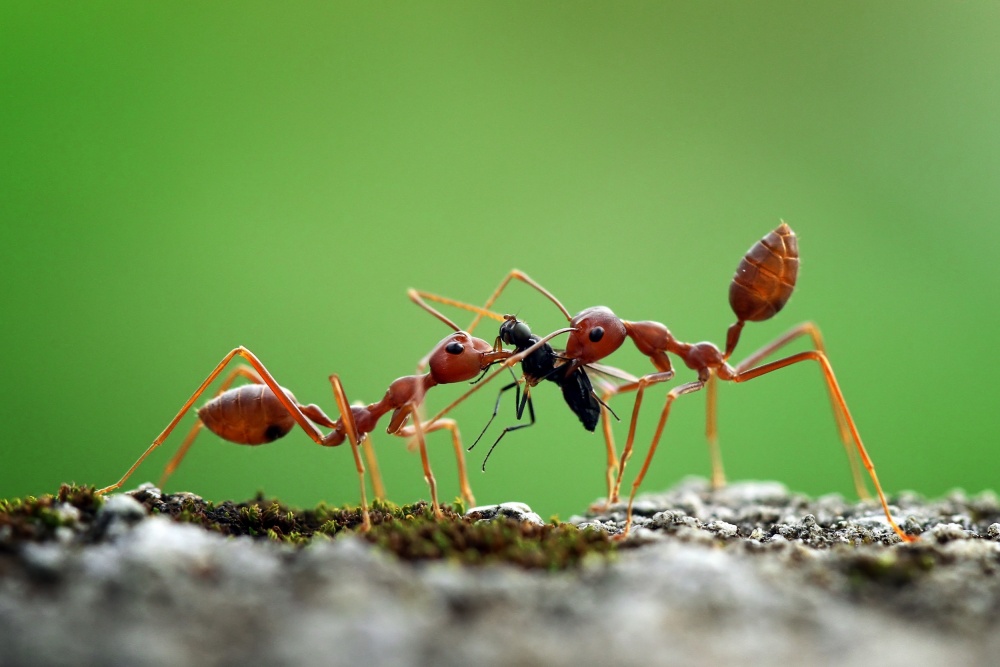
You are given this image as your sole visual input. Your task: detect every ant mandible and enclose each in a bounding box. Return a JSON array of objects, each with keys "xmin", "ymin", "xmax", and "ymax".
[
  {"xmin": 454, "ymin": 223, "xmax": 914, "ymax": 542},
  {"xmin": 95, "ymin": 297, "xmax": 561, "ymax": 531}
]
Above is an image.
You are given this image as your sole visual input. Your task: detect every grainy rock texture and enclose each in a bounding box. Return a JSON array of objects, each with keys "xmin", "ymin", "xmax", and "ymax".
[{"xmin": 2, "ymin": 478, "xmax": 999, "ymax": 667}]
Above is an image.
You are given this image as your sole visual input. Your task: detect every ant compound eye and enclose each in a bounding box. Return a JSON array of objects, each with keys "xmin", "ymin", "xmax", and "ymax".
[
  {"xmin": 445, "ymin": 342, "xmax": 465, "ymax": 355},
  {"xmin": 589, "ymin": 326, "xmax": 605, "ymax": 343},
  {"xmin": 513, "ymin": 322, "xmax": 531, "ymax": 341}
]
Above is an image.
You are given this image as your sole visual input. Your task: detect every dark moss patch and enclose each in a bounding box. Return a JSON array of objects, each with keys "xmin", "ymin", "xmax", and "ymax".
[
  {"xmin": 841, "ymin": 545, "xmax": 941, "ymax": 589},
  {"xmin": 363, "ymin": 511, "xmax": 613, "ymax": 570},
  {"xmin": 128, "ymin": 488, "xmax": 614, "ymax": 569},
  {"xmin": 0, "ymin": 485, "xmax": 615, "ymax": 570}
]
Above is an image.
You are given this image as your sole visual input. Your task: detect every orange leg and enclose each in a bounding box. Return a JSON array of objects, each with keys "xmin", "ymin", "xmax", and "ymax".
[
  {"xmin": 704, "ymin": 371, "xmax": 726, "ymax": 489},
  {"xmin": 602, "ymin": 369, "xmax": 722, "ymax": 501},
  {"xmin": 728, "ymin": 351, "xmax": 913, "ymax": 542},
  {"xmin": 590, "ymin": 374, "xmax": 641, "ymax": 508},
  {"xmin": 608, "ymin": 371, "xmax": 676, "ymax": 504},
  {"xmin": 391, "ymin": 404, "xmax": 441, "ymax": 518},
  {"xmin": 359, "ymin": 434, "xmax": 386, "ymax": 501},
  {"xmin": 397, "ymin": 417, "xmax": 476, "ymax": 506},
  {"xmin": 412, "ymin": 270, "xmax": 572, "ymax": 345},
  {"xmin": 408, "ymin": 290, "xmax": 507, "ymax": 372},
  {"xmin": 99, "ymin": 347, "xmax": 326, "ymax": 495},
  {"xmin": 328, "ymin": 374, "xmax": 371, "ymax": 531},
  {"xmin": 409, "ymin": 270, "xmax": 571, "ymax": 369},
  {"xmin": 726, "ymin": 322, "xmax": 868, "ymax": 500},
  {"xmin": 463, "ymin": 269, "xmax": 573, "ymax": 333},
  {"xmin": 617, "ymin": 381, "xmax": 705, "ymax": 539},
  {"xmin": 386, "ymin": 329, "xmax": 573, "ymax": 515},
  {"xmin": 98, "ymin": 347, "xmax": 374, "ymax": 531},
  {"xmin": 598, "ymin": 389, "xmax": 621, "ymax": 507},
  {"xmin": 408, "ymin": 289, "xmax": 506, "ymax": 334},
  {"xmin": 158, "ymin": 365, "xmax": 263, "ymax": 489}
]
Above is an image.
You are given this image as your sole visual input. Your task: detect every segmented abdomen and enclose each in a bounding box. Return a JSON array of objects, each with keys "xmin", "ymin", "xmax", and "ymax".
[
  {"xmin": 728, "ymin": 222, "xmax": 799, "ymax": 322},
  {"xmin": 197, "ymin": 384, "xmax": 298, "ymax": 445}
]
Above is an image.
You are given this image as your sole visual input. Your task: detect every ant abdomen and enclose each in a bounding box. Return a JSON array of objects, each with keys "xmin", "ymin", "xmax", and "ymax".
[
  {"xmin": 197, "ymin": 384, "xmax": 299, "ymax": 445},
  {"xmin": 729, "ymin": 222, "xmax": 799, "ymax": 322}
]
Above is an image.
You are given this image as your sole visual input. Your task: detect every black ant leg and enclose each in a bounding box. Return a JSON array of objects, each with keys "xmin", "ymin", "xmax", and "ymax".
[
  {"xmin": 469, "ymin": 367, "xmax": 523, "ymax": 450},
  {"xmin": 481, "ymin": 392, "xmax": 537, "ymax": 471}
]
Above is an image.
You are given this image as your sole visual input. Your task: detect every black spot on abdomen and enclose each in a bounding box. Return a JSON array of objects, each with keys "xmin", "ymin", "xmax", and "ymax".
[{"xmin": 264, "ymin": 423, "xmax": 286, "ymax": 442}]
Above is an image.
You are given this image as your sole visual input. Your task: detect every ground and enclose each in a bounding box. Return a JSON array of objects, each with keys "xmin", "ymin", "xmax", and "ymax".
[{"xmin": 1, "ymin": 478, "xmax": 998, "ymax": 667}]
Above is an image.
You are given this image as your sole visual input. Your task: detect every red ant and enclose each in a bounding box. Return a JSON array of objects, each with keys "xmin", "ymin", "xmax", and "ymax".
[
  {"xmin": 96, "ymin": 297, "xmax": 563, "ymax": 531},
  {"xmin": 437, "ymin": 223, "xmax": 914, "ymax": 542}
]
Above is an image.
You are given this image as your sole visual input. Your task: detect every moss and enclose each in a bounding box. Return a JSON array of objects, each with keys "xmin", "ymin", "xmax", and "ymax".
[
  {"xmin": 0, "ymin": 484, "xmax": 103, "ymax": 548},
  {"xmin": 0, "ymin": 485, "xmax": 616, "ymax": 570},
  {"xmin": 842, "ymin": 545, "xmax": 940, "ymax": 589}
]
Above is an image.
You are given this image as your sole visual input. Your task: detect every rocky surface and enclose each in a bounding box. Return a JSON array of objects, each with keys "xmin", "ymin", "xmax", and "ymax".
[{"xmin": 2, "ymin": 478, "xmax": 999, "ymax": 667}]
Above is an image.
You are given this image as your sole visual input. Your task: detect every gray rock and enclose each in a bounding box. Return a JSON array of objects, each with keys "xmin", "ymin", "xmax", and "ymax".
[{"xmin": 465, "ymin": 501, "xmax": 545, "ymax": 526}]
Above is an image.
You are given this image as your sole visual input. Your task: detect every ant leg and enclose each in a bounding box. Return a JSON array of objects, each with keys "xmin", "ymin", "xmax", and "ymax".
[
  {"xmin": 597, "ymin": 384, "xmax": 620, "ymax": 508},
  {"xmin": 310, "ymin": 396, "xmax": 385, "ymax": 501},
  {"xmin": 600, "ymin": 370, "xmax": 720, "ymax": 505},
  {"xmin": 582, "ymin": 364, "xmax": 638, "ymax": 508},
  {"xmin": 729, "ymin": 351, "xmax": 914, "ymax": 543},
  {"xmin": 407, "ymin": 289, "xmax": 507, "ymax": 372},
  {"xmin": 389, "ymin": 404, "xmax": 442, "ymax": 518},
  {"xmin": 397, "ymin": 418, "xmax": 476, "ymax": 506},
  {"xmin": 704, "ymin": 371, "xmax": 726, "ymax": 490},
  {"xmin": 100, "ymin": 347, "xmax": 346, "ymax": 506},
  {"xmin": 618, "ymin": 381, "xmax": 705, "ymax": 540},
  {"xmin": 589, "ymin": 377, "xmax": 636, "ymax": 509},
  {"xmin": 328, "ymin": 374, "xmax": 370, "ymax": 531},
  {"xmin": 158, "ymin": 365, "xmax": 264, "ymax": 490},
  {"xmin": 480, "ymin": 393, "xmax": 536, "ymax": 471},
  {"xmin": 158, "ymin": 421, "xmax": 202, "ymax": 490},
  {"xmin": 360, "ymin": 433, "xmax": 386, "ymax": 501},
  {"xmin": 466, "ymin": 270, "xmax": 573, "ymax": 332},
  {"xmin": 408, "ymin": 289, "xmax": 506, "ymax": 333},
  {"xmin": 99, "ymin": 347, "xmax": 326, "ymax": 495},
  {"xmin": 469, "ymin": 374, "xmax": 523, "ymax": 451},
  {"xmin": 608, "ymin": 371, "xmax": 675, "ymax": 504},
  {"xmin": 419, "ymin": 270, "xmax": 573, "ymax": 335},
  {"xmin": 731, "ymin": 322, "xmax": 868, "ymax": 500}
]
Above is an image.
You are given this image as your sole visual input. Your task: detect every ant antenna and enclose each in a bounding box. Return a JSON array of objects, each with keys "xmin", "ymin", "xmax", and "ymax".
[
  {"xmin": 593, "ymin": 391, "xmax": 620, "ymax": 422},
  {"xmin": 408, "ymin": 289, "xmax": 461, "ymax": 331}
]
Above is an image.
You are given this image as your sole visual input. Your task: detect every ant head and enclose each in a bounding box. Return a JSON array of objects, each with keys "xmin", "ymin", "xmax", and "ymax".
[
  {"xmin": 565, "ymin": 306, "xmax": 627, "ymax": 365},
  {"xmin": 427, "ymin": 332, "xmax": 504, "ymax": 384},
  {"xmin": 499, "ymin": 315, "xmax": 533, "ymax": 347}
]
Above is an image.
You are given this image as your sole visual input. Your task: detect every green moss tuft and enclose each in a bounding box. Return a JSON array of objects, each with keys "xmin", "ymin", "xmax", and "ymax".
[{"xmin": 0, "ymin": 484, "xmax": 103, "ymax": 547}]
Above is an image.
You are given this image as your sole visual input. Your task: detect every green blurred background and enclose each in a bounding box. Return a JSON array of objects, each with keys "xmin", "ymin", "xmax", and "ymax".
[{"xmin": 2, "ymin": 3, "xmax": 997, "ymax": 517}]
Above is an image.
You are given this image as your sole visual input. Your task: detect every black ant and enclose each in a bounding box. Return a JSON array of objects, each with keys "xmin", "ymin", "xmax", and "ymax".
[
  {"xmin": 469, "ymin": 314, "xmax": 626, "ymax": 470},
  {"xmin": 409, "ymin": 294, "xmax": 631, "ymax": 495}
]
